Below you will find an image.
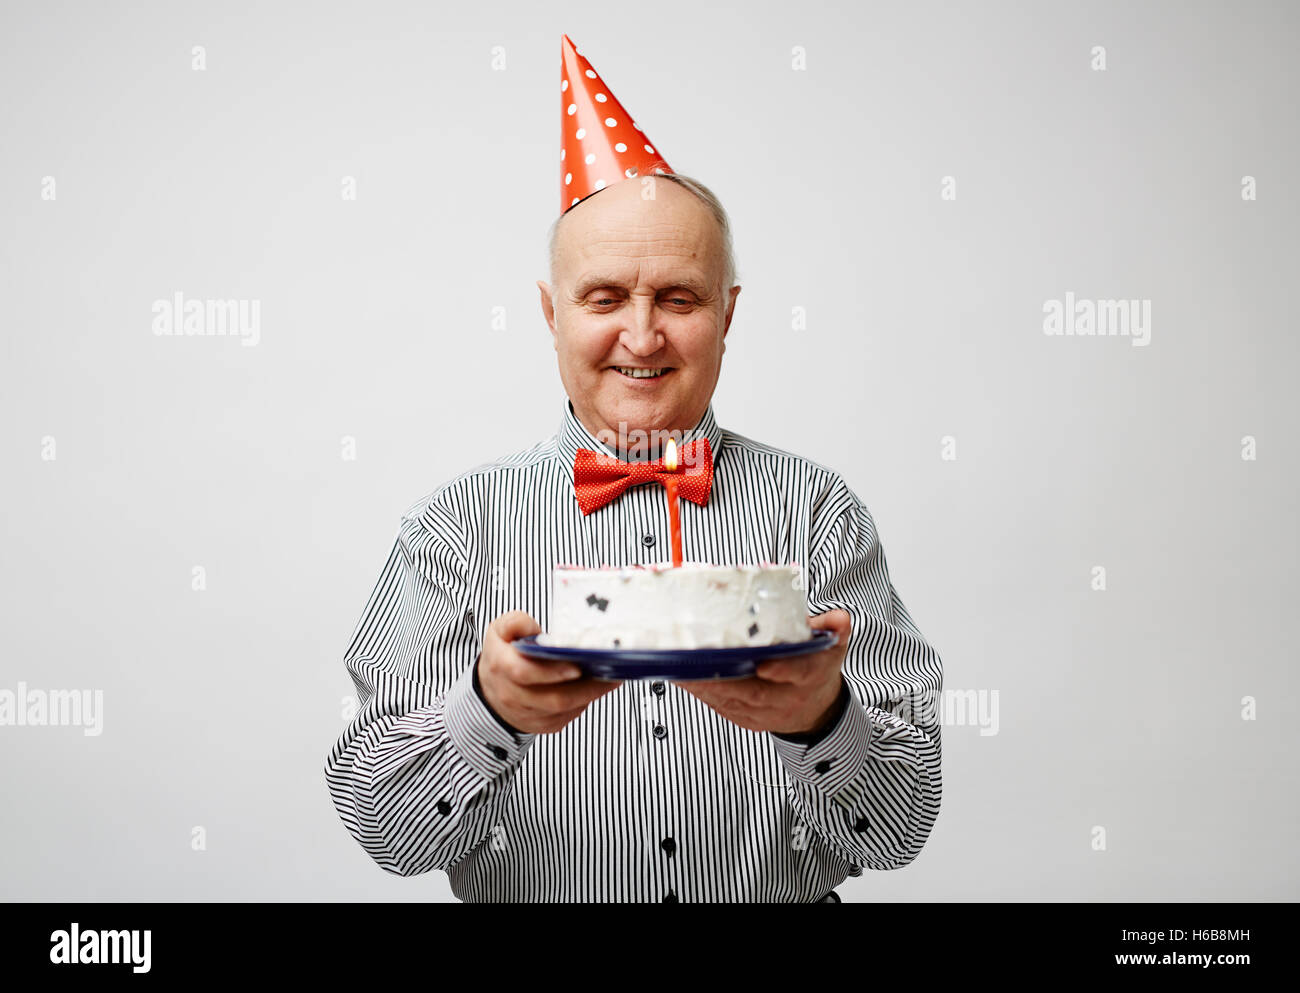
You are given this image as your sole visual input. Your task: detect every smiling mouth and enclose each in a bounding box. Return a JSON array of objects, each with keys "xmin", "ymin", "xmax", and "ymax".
[{"xmin": 610, "ymin": 366, "xmax": 673, "ymax": 380}]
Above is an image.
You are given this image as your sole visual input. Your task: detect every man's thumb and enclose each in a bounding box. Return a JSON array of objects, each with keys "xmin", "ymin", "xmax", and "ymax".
[
  {"xmin": 808, "ymin": 608, "xmax": 851, "ymax": 634},
  {"xmin": 494, "ymin": 610, "xmax": 543, "ymax": 642}
]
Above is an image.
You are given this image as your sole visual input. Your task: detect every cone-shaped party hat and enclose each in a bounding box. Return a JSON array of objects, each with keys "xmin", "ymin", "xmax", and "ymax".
[{"xmin": 560, "ymin": 34, "xmax": 673, "ymax": 215}]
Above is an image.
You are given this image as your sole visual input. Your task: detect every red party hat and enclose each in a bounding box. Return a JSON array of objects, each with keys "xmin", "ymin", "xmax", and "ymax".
[{"xmin": 559, "ymin": 34, "xmax": 673, "ymax": 215}]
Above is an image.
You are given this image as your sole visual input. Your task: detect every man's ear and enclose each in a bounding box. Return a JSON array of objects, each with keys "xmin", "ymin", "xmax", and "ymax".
[
  {"xmin": 537, "ymin": 280, "xmax": 557, "ymax": 344},
  {"xmin": 722, "ymin": 284, "xmax": 741, "ymax": 340}
]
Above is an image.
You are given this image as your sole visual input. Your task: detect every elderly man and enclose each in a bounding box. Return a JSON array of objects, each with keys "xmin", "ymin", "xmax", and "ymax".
[{"xmin": 324, "ymin": 38, "xmax": 942, "ymax": 903}]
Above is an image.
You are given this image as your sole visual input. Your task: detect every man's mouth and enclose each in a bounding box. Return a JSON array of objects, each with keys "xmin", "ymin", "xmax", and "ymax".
[{"xmin": 610, "ymin": 366, "xmax": 673, "ymax": 380}]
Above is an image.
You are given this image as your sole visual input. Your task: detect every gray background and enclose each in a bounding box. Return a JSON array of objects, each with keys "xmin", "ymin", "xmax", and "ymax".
[{"xmin": 1, "ymin": 0, "xmax": 1296, "ymax": 901}]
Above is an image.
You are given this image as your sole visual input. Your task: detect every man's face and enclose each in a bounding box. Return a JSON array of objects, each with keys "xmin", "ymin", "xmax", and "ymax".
[{"xmin": 538, "ymin": 177, "xmax": 741, "ymax": 450}]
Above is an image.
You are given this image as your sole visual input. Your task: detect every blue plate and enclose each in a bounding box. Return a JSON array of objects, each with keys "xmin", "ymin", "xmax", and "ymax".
[{"xmin": 513, "ymin": 629, "xmax": 838, "ymax": 681}]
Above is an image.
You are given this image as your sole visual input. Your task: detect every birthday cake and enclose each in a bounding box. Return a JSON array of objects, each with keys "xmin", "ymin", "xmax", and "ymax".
[{"xmin": 539, "ymin": 562, "xmax": 811, "ymax": 650}]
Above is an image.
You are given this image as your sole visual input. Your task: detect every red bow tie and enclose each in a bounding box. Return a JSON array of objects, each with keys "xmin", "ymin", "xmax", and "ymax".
[{"xmin": 573, "ymin": 438, "xmax": 714, "ymax": 516}]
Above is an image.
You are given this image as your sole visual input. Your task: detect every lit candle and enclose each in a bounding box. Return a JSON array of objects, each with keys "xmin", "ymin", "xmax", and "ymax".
[{"xmin": 664, "ymin": 438, "xmax": 682, "ymax": 567}]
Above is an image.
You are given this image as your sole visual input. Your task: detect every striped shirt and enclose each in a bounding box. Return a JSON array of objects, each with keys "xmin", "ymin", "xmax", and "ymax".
[{"xmin": 324, "ymin": 396, "xmax": 943, "ymax": 902}]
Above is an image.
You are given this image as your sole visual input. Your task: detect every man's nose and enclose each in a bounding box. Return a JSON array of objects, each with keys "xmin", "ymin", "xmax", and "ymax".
[{"xmin": 619, "ymin": 297, "xmax": 662, "ymax": 355}]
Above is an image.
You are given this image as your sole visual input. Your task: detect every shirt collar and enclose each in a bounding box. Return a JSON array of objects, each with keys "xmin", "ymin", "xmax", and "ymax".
[{"xmin": 554, "ymin": 395, "xmax": 724, "ymax": 471}]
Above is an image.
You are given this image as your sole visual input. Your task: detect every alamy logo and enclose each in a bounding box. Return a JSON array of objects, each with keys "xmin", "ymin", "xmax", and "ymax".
[
  {"xmin": 49, "ymin": 923, "xmax": 151, "ymax": 973},
  {"xmin": 1043, "ymin": 292, "xmax": 1150, "ymax": 347},
  {"xmin": 0, "ymin": 683, "xmax": 103, "ymax": 736},
  {"xmin": 152, "ymin": 292, "xmax": 261, "ymax": 346},
  {"xmin": 892, "ymin": 688, "xmax": 1000, "ymax": 736}
]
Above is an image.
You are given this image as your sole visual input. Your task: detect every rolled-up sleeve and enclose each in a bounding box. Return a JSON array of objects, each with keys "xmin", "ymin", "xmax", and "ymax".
[
  {"xmin": 324, "ymin": 504, "xmax": 535, "ymax": 877},
  {"xmin": 770, "ymin": 485, "xmax": 944, "ymax": 871}
]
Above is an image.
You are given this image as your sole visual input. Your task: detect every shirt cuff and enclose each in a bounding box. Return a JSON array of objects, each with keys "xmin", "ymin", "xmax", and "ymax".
[
  {"xmin": 443, "ymin": 660, "xmax": 536, "ymax": 781},
  {"xmin": 769, "ymin": 682, "xmax": 875, "ymax": 799}
]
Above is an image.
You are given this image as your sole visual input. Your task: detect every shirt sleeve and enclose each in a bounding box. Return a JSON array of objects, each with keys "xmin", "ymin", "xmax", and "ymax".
[
  {"xmin": 323, "ymin": 505, "xmax": 537, "ymax": 877},
  {"xmin": 768, "ymin": 486, "xmax": 944, "ymax": 871}
]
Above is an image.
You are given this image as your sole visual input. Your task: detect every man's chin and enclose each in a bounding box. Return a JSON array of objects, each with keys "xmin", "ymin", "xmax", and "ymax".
[{"xmin": 590, "ymin": 390, "xmax": 681, "ymax": 435}]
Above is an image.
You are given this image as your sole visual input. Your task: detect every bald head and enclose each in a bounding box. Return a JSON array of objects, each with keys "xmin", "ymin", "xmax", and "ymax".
[{"xmin": 547, "ymin": 173, "xmax": 737, "ymax": 295}]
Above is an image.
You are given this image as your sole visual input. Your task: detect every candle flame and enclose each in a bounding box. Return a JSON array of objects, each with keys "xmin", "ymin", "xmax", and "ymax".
[{"xmin": 664, "ymin": 437, "xmax": 678, "ymax": 472}]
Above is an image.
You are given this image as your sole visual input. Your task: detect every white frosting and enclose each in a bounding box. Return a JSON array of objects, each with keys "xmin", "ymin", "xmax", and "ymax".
[{"xmin": 539, "ymin": 562, "xmax": 811, "ymax": 649}]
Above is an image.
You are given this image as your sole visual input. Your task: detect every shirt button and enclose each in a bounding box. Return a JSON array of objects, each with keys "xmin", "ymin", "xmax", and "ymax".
[
  {"xmin": 660, "ymin": 837, "xmax": 676, "ymax": 857},
  {"xmin": 662, "ymin": 890, "xmax": 678, "ymax": 903},
  {"xmin": 651, "ymin": 681, "xmax": 666, "ymax": 696},
  {"xmin": 815, "ymin": 759, "xmax": 832, "ymax": 775},
  {"xmin": 641, "ymin": 533, "xmax": 656, "ymax": 547},
  {"xmin": 436, "ymin": 800, "xmax": 452, "ymax": 816},
  {"xmin": 490, "ymin": 745, "xmax": 508, "ymax": 761},
  {"xmin": 853, "ymin": 816, "xmax": 869, "ymax": 832},
  {"xmin": 653, "ymin": 723, "xmax": 668, "ymax": 740}
]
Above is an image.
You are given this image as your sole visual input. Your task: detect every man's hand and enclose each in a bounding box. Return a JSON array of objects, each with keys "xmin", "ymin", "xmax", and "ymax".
[
  {"xmin": 672, "ymin": 609, "xmax": 852, "ymax": 735},
  {"xmin": 478, "ymin": 610, "xmax": 623, "ymax": 734}
]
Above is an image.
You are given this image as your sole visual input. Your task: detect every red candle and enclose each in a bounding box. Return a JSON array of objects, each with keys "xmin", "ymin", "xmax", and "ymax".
[
  {"xmin": 664, "ymin": 438, "xmax": 683, "ymax": 567},
  {"xmin": 666, "ymin": 477, "xmax": 682, "ymax": 567}
]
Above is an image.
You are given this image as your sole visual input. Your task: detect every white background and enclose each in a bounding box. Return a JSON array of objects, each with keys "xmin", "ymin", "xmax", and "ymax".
[{"xmin": 1, "ymin": 0, "xmax": 1296, "ymax": 900}]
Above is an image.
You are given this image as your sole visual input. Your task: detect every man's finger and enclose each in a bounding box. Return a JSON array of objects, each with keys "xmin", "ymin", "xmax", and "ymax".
[
  {"xmin": 671, "ymin": 678, "xmax": 738, "ymax": 702},
  {"xmin": 535, "ymin": 694, "xmax": 620, "ymax": 733},
  {"xmin": 754, "ymin": 656, "xmax": 817, "ymax": 684},
  {"xmin": 684, "ymin": 676, "xmax": 776, "ymax": 710},
  {"xmin": 502, "ymin": 650, "xmax": 583, "ymax": 686},
  {"xmin": 518, "ymin": 677, "xmax": 622, "ymax": 714},
  {"xmin": 490, "ymin": 677, "xmax": 609, "ymax": 726}
]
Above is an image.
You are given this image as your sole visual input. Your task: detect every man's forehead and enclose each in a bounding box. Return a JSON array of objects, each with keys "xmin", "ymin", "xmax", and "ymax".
[
  {"xmin": 568, "ymin": 232, "xmax": 713, "ymax": 289},
  {"xmin": 574, "ymin": 234, "xmax": 707, "ymax": 272},
  {"xmin": 559, "ymin": 200, "xmax": 719, "ymax": 289}
]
